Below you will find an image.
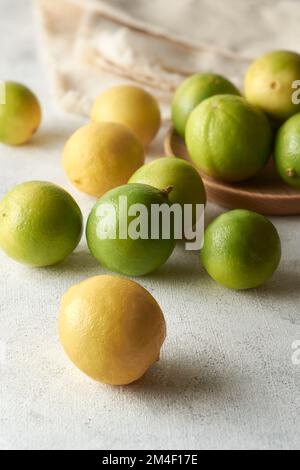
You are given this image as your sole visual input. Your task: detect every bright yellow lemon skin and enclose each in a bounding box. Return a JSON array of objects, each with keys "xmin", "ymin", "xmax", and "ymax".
[
  {"xmin": 59, "ymin": 275, "xmax": 166, "ymax": 385},
  {"xmin": 63, "ymin": 122, "xmax": 145, "ymax": 198},
  {"xmin": 91, "ymin": 85, "xmax": 161, "ymax": 146}
]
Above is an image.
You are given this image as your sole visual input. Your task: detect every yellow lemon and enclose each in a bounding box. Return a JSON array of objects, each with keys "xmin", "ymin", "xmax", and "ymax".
[
  {"xmin": 62, "ymin": 122, "xmax": 145, "ymax": 198},
  {"xmin": 91, "ymin": 85, "xmax": 161, "ymax": 146},
  {"xmin": 58, "ymin": 275, "xmax": 166, "ymax": 385},
  {"xmin": 0, "ymin": 81, "xmax": 41, "ymax": 145}
]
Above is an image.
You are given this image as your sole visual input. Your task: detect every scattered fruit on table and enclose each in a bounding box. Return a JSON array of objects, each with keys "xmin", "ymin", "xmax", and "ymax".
[
  {"xmin": 59, "ymin": 275, "xmax": 166, "ymax": 385},
  {"xmin": 129, "ymin": 156, "xmax": 207, "ymax": 227},
  {"xmin": 185, "ymin": 95, "xmax": 272, "ymax": 183},
  {"xmin": 0, "ymin": 81, "xmax": 41, "ymax": 145},
  {"xmin": 244, "ymin": 50, "xmax": 300, "ymax": 122},
  {"xmin": 201, "ymin": 209, "xmax": 281, "ymax": 290},
  {"xmin": 86, "ymin": 183, "xmax": 176, "ymax": 277},
  {"xmin": 172, "ymin": 73, "xmax": 240, "ymax": 137},
  {"xmin": 0, "ymin": 181, "xmax": 83, "ymax": 267},
  {"xmin": 91, "ymin": 85, "xmax": 161, "ymax": 146},
  {"xmin": 63, "ymin": 122, "xmax": 145, "ymax": 198},
  {"xmin": 274, "ymin": 113, "xmax": 300, "ymax": 189},
  {"xmin": 2, "ymin": 49, "xmax": 297, "ymax": 388}
]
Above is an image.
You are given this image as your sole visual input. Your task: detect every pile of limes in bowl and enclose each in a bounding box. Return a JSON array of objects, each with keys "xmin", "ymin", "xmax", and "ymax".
[
  {"xmin": 173, "ymin": 51, "xmax": 300, "ymax": 188},
  {"xmin": 1, "ymin": 49, "xmax": 299, "ymax": 385}
]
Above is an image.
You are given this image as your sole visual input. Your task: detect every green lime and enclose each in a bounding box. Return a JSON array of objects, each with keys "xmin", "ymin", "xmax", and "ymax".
[
  {"xmin": 86, "ymin": 184, "xmax": 176, "ymax": 276},
  {"xmin": 244, "ymin": 50, "xmax": 300, "ymax": 122},
  {"xmin": 186, "ymin": 95, "xmax": 272, "ymax": 182},
  {"xmin": 274, "ymin": 113, "xmax": 300, "ymax": 188},
  {"xmin": 0, "ymin": 82, "xmax": 42, "ymax": 145},
  {"xmin": 172, "ymin": 73, "xmax": 240, "ymax": 137},
  {"xmin": 129, "ymin": 156, "xmax": 206, "ymax": 227},
  {"xmin": 201, "ymin": 209, "xmax": 281, "ymax": 290},
  {"xmin": 0, "ymin": 182, "xmax": 83, "ymax": 266}
]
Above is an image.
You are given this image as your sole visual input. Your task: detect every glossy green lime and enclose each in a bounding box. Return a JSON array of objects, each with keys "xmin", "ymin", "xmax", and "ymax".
[
  {"xmin": 201, "ymin": 209, "xmax": 281, "ymax": 290},
  {"xmin": 274, "ymin": 113, "xmax": 300, "ymax": 188},
  {"xmin": 186, "ymin": 95, "xmax": 272, "ymax": 183},
  {"xmin": 172, "ymin": 73, "xmax": 240, "ymax": 137},
  {"xmin": 86, "ymin": 184, "xmax": 176, "ymax": 276},
  {"xmin": 129, "ymin": 157, "xmax": 206, "ymax": 226},
  {"xmin": 0, "ymin": 181, "xmax": 83, "ymax": 266}
]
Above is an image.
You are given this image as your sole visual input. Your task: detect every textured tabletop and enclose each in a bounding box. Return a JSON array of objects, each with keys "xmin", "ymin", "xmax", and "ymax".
[{"xmin": 0, "ymin": 0, "xmax": 299, "ymax": 450}]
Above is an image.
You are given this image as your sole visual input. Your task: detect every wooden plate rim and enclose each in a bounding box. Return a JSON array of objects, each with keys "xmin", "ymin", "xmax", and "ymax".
[{"xmin": 164, "ymin": 127, "xmax": 300, "ymax": 204}]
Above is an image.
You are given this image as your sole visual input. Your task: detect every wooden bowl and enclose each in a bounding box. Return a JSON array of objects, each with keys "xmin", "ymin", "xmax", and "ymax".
[{"xmin": 164, "ymin": 127, "xmax": 300, "ymax": 216}]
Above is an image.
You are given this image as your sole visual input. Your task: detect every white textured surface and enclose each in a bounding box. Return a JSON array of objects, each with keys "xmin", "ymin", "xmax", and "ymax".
[{"xmin": 0, "ymin": 1, "xmax": 300, "ymax": 450}]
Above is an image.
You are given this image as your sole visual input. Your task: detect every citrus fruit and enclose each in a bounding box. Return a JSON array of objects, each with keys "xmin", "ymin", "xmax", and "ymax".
[
  {"xmin": 244, "ymin": 50, "xmax": 300, "ymax": 122},
  {"xmin": 186, "ymin": 95, "xmax": 272, "ymax": 183},
  {"xmin": 129, "ymin": 156, "xmax": 207, "ymax": 227},
  {"xmin": 86, "ymin": 183, "xmax": 176, "ymax": 276},
  {"xmin": 172, "ymin": 73, "xmax": 240, "ymax": 137},
  {"xmin": 201, "ymin": 209, "xmax": 281, "ymax": 290},
  {"xmin": 59, "ymin": 275, "xmax": 166, "ymax": 385},
  {"xmin": 274, "ymin": 113, "xmax": 300, "ymax": 188},
  {"xmin": 0, "ymin": 81, "xmax": 41, "ymax": 145},
  {"xmin": 91, "ymin": 85, "xmax": 161, "ymax": 146},
  {"xmin": 0, "ymin": 181, "xmax": 83, "ymax": 267},
  {"xmin": 62, "ymin": 122, "xmax": 145, "ymax": 198}
]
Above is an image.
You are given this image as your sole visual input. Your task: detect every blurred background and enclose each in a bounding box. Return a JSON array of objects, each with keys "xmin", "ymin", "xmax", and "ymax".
[
  {"xmin": 35, "ymin": 0, "xmax": 300, "ymax": 118},
  {"xmin": 2, "ymin": 0, "xmax": 298, "ymax": 128}
]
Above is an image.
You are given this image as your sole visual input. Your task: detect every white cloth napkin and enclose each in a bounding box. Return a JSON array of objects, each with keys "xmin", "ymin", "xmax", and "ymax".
[{"xmin": 37, "ymin": 0, "xmax": 300, "ymax": 117}]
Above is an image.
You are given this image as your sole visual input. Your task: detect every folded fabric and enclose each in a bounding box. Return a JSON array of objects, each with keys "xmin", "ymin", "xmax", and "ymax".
[
  {"xmin": 73, "ymin": 0, "xmax": 300, "ymax": 57},
  {"xmin": 74, "ymin": 11, "xmax": 248, "ymax": 93}
]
